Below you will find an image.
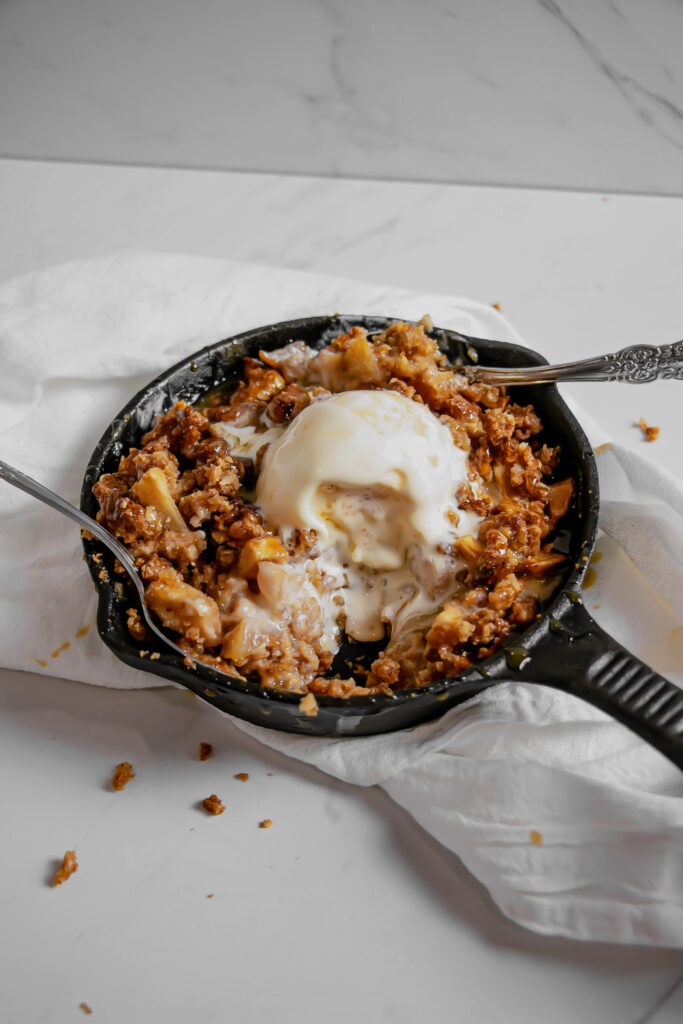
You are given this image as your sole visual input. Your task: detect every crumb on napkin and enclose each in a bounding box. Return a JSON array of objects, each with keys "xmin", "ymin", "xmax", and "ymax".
[
  {"xmin": 235, "ymin": 772, "xmax": 249, "ymax": 782},
  {"xmin": 53, "ymin": 850, "xmax": 78, "ymax": 886},
  {"xmin": 199, "ymin": 742, "xmax": 213, "ymax": 762},
  {"xmin": 529, "ymin": 830, "xmax": 543, "ymax": 846},
  {"xmin": 79, "ymin": 1003, "xmax": 92, "ymax": 1016},
  {"xmin": 259, "ymin": 819, "xmax": 272, "ymax": 829}
]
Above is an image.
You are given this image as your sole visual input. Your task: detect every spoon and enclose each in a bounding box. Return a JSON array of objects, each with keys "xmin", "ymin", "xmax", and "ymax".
[
  {"xmin": 0, "ymin": 459, "xmax": 193, "ymax": 664},
  {"xmin": 463, "ymin": 340, "xmax": 683, "ymax": 386}
]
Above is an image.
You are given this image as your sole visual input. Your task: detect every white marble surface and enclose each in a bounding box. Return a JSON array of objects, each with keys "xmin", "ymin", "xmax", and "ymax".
[
  {"xmin": 0, "ymin": 157, "xmax": 682, "ymax": 1022},
  {"xmin": 2, "ymin": 0, "xmax": 683, "ymax": 195},
  {"xmin": 1, "ymin": 670, "xmax": 682, "ymax": 1024}
]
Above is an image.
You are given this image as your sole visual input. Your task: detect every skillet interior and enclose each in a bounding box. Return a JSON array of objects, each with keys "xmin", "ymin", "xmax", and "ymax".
[{"xmin": 81, "ymin": 314, "xmax": 598, "ymax": 736}]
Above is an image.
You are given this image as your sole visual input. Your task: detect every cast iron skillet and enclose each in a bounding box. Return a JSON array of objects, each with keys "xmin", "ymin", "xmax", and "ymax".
[{"xmin": 81, "ymin": 315, "xmax": 683, "ymax": 768}]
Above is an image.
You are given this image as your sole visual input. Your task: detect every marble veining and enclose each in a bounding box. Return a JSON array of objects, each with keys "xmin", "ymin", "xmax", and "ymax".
[
  {"xmin": 1, "ymin": 0, "xmax": 682, "ymax": 194},
  {"xmin": 539, "ymin": 0, "xmax": 683, "ymax": 152}
]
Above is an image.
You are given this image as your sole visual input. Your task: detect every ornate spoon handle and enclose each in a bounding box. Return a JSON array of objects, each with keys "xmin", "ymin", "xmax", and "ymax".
[
  {"xmin": 0, "ymin": 459, "xmax": 194, "ymax": 664},
  {"xmin": 465, "ymin": 341, "xmax": 683, "ymax": 386}
]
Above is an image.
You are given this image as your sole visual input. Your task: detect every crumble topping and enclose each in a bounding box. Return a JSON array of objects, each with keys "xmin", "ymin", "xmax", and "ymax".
[
  {"xmin": 93, "ymin": 321, "xmax": 573, "ymax": 696},
  {"xmin": 299, "ymin": 693, "xmax": 319, "ymax": 717}
]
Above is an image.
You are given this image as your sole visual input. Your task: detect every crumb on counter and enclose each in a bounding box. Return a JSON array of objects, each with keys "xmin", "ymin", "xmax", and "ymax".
[
  {"xmin": 299, "ymin": 693, "xmax": 318, "ymax": 717},
  {"xmin": 529, "ymin": 829, "xmax": 543, "ymax": 846},
  {"xmin": 234, "ymin": 772, "xmax": 249, "ymax": 782},
  {"xmin": 111, "ymin": 762, "xmax": 135, "ymax": 791},
  {"xmin": 207, "ymin": 893, "xmax": 214, "ymax": 899},
  {"xmin": 259, "ymin": 819, "xmax": 272, "ymax": 829},
  {"xmin": 637, "ymin": 417, "xmax": 659, "ymax": 442},
  {"xmin": 202, "ymin": 794, "xmax": 225, "ymax": 815},
  {"xmin": 491, "ymin": 302, "xmax": 501, "ymax": 311},
  {"xmin": 53, "ymin": 850, "xmax": 78, "ymax": 886},
  {"xmin": 199, "ymin": 742, "xmax": 213, "ymax": 761},
  {"xmin": 79, "ymin": 1003, "xmax": 93, "ymax": 1016}
]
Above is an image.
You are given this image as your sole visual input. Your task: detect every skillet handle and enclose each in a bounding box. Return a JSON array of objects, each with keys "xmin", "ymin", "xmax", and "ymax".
[{"xmin": 510, "ymin": 599, "xmax": 683, "ymax": 769}]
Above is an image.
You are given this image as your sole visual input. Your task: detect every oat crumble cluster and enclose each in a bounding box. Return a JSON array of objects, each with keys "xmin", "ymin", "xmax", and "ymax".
[
  {"xmin": 637, "ymin": 417, "xmax": 660, "ymax": 442},
  {"xmin": 111, "ymin": 761, "xmax": 135, "ymax": 790},
  {"xmin": 53, "ymin": 850, "xmax": 78, "ymax": 887},
  {"xmin": 93, "ymin": 321, "xmax": 573, "ymax": 697},
  {"xmin": 201, "ymin": 794, "xmax": 225, "ymax": 815}
]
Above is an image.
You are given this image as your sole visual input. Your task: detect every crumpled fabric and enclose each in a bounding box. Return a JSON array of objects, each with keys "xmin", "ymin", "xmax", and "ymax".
[{"xmin": 1, "ymin": 252, "xmax": 681, "ymax": 947}]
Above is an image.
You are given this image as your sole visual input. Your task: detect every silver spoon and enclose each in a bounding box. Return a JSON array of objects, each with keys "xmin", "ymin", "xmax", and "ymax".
[
  {"xmin": 463, "ymin": 340, "xmax": 683, "ymax": 386},
  {"xmin": 0, "ymin": 459, "xmax": 193, "ymax": 664}
]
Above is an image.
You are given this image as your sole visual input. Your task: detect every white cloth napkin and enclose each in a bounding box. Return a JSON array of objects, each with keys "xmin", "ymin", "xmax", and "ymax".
[{"xmin": 1, "ymin": 252, "xmax": 682, "ymax": 947}]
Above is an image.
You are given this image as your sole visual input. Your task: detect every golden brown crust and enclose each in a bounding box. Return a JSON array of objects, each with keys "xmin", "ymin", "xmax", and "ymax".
[{"xmin": 199, "ymin": 742, "xmax": 213, "ymax": 762}]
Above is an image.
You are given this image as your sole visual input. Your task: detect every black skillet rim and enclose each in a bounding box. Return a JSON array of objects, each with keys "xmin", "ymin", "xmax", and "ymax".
[{"xmin": 80, "ymin": 314, "xmax": 599, "ymax": 728}]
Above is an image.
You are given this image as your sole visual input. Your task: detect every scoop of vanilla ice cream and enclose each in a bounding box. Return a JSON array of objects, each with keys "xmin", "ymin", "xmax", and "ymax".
[
  {"xmin": 257, "ymin": 390, "xmax": 472, "ymax": 564},
  {"xmin": 256, "ymin": 390, "xmax": 480, "ymax": 644}
]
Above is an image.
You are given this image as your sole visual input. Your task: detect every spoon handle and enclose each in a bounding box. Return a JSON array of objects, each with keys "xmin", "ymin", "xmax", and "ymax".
[
  {"xmin": 0, "ymin": 459, "xmax": 143, "ymax": 600},
  {"xmin": 465, "ymin": 341, "xmax": 683, "ymax": 386},
  {"xmin": 0, "ymin": 458, "xmax": 196, "ymax": 663}
]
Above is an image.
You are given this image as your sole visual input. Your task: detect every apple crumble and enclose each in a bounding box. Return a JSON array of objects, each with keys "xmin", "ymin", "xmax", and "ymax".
[{"xmin": 93, "ymin": 320, "xmax": 573, "ymax": 697}]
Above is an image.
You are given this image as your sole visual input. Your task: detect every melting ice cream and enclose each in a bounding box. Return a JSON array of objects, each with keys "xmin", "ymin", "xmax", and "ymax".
[{"xmin": 256, "ymin": 390, "xmax": 480, "ymax": 644}]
